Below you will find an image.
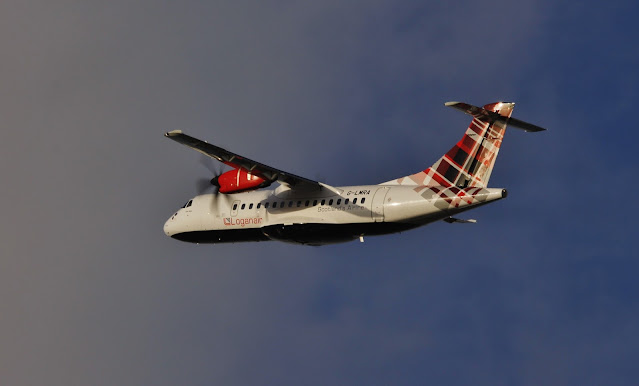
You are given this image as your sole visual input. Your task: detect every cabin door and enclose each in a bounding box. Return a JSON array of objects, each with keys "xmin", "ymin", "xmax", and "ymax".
[{"xmin": 371, "ymin": 187, "xmax": 390, "ymax": 222}]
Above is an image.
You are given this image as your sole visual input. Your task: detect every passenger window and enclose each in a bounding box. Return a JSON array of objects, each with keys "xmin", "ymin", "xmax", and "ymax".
[
  {"xmin": 328, "ymin": 199, "xmax": 333, "ymax": 205},
  {"xmin": 321, "ymin": 199, "xmax": 325, "ymax": 205},
  {"xmin": 272, "ymin": 202, "xmax": 277, "ymax": 208},
  {"xmin": 345, "ymin": 199, "xmax": 349, "ymax": 205},
  {"xmin": 249, "ymin": 203, "xmax": 253, "ymax": 209},
  {"xmin": 232, "ymin": 203, "xmax": 238, "ymax": 210},
  {"xmin": 257, "ymin": 203, "xmax": 261, "ymax": 209},
  {"xmin": 337, "ymin": 199, "xmax": 341, "ymax": 205},
  {"xmin": 361, "ymin": 198, "xmax": 366, "ymax": 204},
  {"xmin": 313, "ymin": 200, "xmax": 318, "ymax": 206},
  {"xmin": 305, "ymin": 200, "xmax": 310, "ymax": 207},
  {"xmin": 353, "ymin": 198, "xmax": 358, "ymax": 204},
  {"xmin": 297, "ymin": 201, "xmax": 302, "ymax": 207},
  {"xmin": 241, "ymin": 204, "xmax": 246, "ymax": 210},
  {"xmin": 288, "ymin": 201, "xmax": 293, "ymax": 208}
]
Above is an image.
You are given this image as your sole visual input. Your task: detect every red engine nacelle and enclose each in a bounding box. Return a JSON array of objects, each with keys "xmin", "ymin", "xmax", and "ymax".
[{"xmin": 214, "ymin": 169, "xmax": 270, "ymax": 193}]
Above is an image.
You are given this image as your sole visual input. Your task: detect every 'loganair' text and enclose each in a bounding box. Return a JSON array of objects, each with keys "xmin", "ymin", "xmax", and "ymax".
[{"xmin": 224, "ymin": 217, "xmax": 263, "ymax": 227}]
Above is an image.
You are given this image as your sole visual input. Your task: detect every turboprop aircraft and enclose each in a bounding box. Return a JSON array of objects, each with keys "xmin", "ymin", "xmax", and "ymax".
[{"xmin": 163, "ymin": 101, "xmax": 545, "ymax": 245}]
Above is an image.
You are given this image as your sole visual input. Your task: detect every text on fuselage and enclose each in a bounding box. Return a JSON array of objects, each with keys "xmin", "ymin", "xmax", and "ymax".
[{"xmin": 346, "ymin": 190, "xmax": 371, "ymax": 196}]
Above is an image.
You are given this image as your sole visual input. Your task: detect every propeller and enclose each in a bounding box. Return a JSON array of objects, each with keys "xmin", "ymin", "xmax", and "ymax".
[{"xmin": 196, "ymin": 155, "xmax": 224, "ymax": 194}]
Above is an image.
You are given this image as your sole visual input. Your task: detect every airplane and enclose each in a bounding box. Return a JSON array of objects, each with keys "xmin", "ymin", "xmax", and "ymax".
[{"xmin": 163, "ymin": 101, "xmax": 545, "ymax": 246}]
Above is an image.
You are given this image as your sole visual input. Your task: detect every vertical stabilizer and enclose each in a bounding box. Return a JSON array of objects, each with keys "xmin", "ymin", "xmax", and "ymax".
[{"xmin": 383, "ymin": 101, "xmax": 520, "ymax": 188}]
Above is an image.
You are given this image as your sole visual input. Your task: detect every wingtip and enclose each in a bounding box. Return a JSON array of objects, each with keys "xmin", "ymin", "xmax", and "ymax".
[
  {"xmin": 444, "ymin": 101, "xmax": 460, "ymax": 106},
  {"xmin": 165, "ymin": 130, "xmax": 183, "ymax": 137}
]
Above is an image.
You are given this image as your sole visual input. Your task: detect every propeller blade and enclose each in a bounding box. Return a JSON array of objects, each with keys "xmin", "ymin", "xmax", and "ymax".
[
  {"xmin": 196, "ymin": 178, "xmax": 215, "ymax": 195},
  {"xmin": 195, "ymin": 155, "xmax": 225, "ymax": 194},
  {"xmin": 199, "ymin": 155, "xmax": 224, "ymax": 175}
]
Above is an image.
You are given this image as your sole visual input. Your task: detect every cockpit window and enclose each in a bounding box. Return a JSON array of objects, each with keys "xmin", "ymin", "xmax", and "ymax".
[{"xmin": 181, "ymin": 200, "xmax": 193, "ymax": 208}]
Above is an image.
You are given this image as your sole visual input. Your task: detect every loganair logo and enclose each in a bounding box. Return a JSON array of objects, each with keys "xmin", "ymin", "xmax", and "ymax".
[{"xmin": 224, "ymin": 217, "xmax": 263, "ymax": 227}]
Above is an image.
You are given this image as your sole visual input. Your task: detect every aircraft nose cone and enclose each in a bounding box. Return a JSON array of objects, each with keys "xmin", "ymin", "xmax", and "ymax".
[{"xmin": 164, "ymin": 216, "xmax": 174, "ymax": 237}]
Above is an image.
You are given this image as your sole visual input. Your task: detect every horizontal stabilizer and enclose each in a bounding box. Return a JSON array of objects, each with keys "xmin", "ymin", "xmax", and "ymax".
[
  {"xmin": 445, "ymin": 101, "xmax": 546, "ymax": 132},
  {"xmin": 443, "ymin": 217, "xmax": 477, "ymax": 224}
]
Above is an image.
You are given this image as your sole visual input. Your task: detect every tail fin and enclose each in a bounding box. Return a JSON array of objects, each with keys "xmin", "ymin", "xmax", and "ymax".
[{"xmin": 382, "ymin": 101, "xmax": 545, "ymax": 188}]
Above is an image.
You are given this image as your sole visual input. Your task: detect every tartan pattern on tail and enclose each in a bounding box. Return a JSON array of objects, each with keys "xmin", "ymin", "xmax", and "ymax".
[
  {"xmin": 412, "ymin": 186, "xmax": 497, "ymax": 210},
  {"xmin": 386, "ymin": 102, "xmax": 515, "ymax": 188}
]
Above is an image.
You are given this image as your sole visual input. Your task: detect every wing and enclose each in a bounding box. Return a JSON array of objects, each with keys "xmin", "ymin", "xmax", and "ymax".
[{"xmin": 165, "ymin": 130, "xmax": 340, "ymax": 193}]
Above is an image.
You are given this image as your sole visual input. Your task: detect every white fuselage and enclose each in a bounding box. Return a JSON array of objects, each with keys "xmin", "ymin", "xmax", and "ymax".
[{"xmin": 164, "ymin": 184, "xmax": 506, "ymax": 245}]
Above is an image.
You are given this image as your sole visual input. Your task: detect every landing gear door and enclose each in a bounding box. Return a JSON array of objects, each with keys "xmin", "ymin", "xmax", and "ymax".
[
  {"xmin": 371, "ymin": 187, "xmax": 390, "ymax": 222},
  {"xmin": 231, "ymin": 200, "xmax": 241, "ymax": 217}
]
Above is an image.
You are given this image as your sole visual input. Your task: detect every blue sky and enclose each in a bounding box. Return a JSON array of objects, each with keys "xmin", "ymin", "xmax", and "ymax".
[{"xmin": 1, "ymin": 1, "xmax": 638, "ymax": 385}]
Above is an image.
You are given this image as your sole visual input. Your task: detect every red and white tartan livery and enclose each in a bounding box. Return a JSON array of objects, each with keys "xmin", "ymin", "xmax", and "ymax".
[
  {"xmin": 384, "ymin": 102, "xmax": 516, "ymax": 188},
  {"xmin": 163, "ymin": 101, "xmax": 545, "ymax": 245},
  {"xmin": 414, "ymin": 186, "xmax": 504, "ymax": 210}
]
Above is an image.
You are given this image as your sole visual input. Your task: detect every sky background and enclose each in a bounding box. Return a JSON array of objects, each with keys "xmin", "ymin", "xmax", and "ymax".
[{"xmin": 1, "ymin": 1, "xmax": 638, "ymax": 385}]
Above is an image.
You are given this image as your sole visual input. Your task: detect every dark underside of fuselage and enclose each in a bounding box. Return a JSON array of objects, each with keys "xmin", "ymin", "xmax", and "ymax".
[{"xmin": 170, "ymin": 222, "xmax": 419, "ymax": 246}]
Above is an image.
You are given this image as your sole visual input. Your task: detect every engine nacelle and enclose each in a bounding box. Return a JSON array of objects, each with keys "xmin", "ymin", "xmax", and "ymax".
[{"xmin": 216, "ymin": 169, "xmax": 271, "ymax": 193}]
